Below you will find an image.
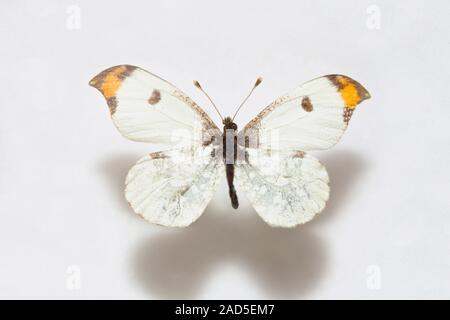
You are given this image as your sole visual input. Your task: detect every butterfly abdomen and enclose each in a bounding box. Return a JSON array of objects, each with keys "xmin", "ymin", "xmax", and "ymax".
[{"xmin": 226, "ymin": 164, "xmax": 239, "ymax": 209}]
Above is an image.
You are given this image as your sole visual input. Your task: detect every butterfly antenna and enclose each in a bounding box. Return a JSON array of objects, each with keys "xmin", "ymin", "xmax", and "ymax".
[
  {"xmin": 193, "ymin": 80, "xmax": 224, "ymax": 121},
  {"xmin": 232, "ymin": 77, "xmax": 263, "ymax": 121}
]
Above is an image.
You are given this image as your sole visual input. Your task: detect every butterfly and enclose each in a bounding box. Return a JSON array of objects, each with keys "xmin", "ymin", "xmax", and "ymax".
[{"xmin": 89, "ymin": 65, "xmax": 370, "ymax": 228}]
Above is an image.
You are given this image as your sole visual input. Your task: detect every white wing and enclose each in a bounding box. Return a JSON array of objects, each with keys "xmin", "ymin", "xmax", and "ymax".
[
  {"xmin": 236, "ymin": 149, "xmax": 329, "ymax": 227},
  {"xmin": 125, "ymin": 146, "xmax": 222, "ymax": 227},
  {"xmin": 89, "ymin": 65, "xmax": 220, "ymax": 146},
  {"xmin": 240, "ymin": 75, "xmax": 370, "ymax": 151}
]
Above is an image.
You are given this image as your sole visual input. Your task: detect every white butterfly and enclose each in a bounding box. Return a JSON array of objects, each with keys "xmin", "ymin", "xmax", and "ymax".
[{"xmin": 89, "ymin": 65, "xmax": 370, "ymax": 228}]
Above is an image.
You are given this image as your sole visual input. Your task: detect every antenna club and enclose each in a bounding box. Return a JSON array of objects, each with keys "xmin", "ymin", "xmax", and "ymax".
[
  {"xmin": 193, "ymin": 80, "xmax": 202, "ymax": 89},
  {"xmin": 192, "ymin": 80, "xmax": 224, "ymax": 120},
  {"xmin": 231, "ymin": 77, "xmax": 262, "ymax": 121}
]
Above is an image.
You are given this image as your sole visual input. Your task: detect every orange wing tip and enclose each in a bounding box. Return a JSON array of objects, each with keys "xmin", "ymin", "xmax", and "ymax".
[
  {"xmin": 327, "ymin": 75, "xmax": 371, "ymax": 109},
  {"xmin": 88, "ymin": 65, "xmax": 137, "ymax": 97}
]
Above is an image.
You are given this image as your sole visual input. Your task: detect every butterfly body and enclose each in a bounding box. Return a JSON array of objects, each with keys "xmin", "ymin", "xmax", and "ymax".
[
  {"xmin": 222, "ymin": 116, "xmax": 239, "ymax": 209},
  {"xmin": 90, "ymin": 65, "xmax": 371, "ymax": 228}
]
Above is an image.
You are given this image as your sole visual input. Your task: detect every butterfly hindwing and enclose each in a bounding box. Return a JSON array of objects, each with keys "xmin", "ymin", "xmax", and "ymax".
[
  {"xmin": 125, "ymin": 146, "xmax": 222, "ymax": 227},
  {"xmin": 235, "ymin": 149, "xmax": 329, "ymax": 227},
  {"xmin": 240, "ymin": 75, "xmax": 370, "ymax": 151}
]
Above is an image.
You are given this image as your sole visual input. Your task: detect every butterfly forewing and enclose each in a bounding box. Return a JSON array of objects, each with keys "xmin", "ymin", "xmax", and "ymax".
[
  {"xmin": 89, "ymin": 65, "xmax": 221, "ymax": 147},
  {"xmin": 240, "ymin": 74, "xmax": 370, "ymax": 151}
]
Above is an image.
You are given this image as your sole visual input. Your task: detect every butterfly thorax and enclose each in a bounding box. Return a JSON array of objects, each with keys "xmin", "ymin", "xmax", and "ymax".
[{"xmin": 222, "ymin": 116, "xmax": 238, "ymax": 161}]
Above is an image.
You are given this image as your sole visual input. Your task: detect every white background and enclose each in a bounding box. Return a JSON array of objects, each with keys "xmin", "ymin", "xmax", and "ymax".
[{"xmin": 0, "ymin": 0, "xmax": 449, "ymax": 299}]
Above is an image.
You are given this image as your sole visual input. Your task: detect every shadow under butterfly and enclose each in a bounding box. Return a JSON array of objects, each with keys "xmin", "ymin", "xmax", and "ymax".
[{"xmin": 98, "ymin": 149, "xmax": 368, "ymax": 298}]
